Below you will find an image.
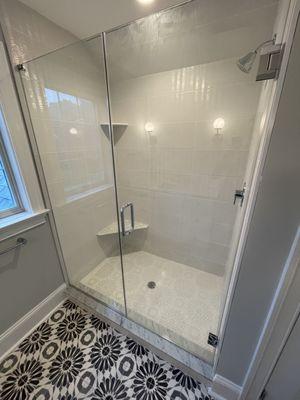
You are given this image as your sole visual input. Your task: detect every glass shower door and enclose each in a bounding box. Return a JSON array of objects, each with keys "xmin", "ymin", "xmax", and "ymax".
[
  {"xmin": 105, "ymin": 0, "xmax": 278, "ymax": 363},
  {"xmin": 20, "ymin": 36, "xmax": 126, "ymax": 314},
  {"xmin": 18, "ymin": 0, "xmax": 279, "ymax": 365}
]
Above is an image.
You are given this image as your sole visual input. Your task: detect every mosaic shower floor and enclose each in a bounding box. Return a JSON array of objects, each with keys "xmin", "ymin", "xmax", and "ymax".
[
  {"xmin": 79, "ymin": 251, "xmax": 223, "ymax": 363},
  {"xmin": 0, "ymin": 300, "xmax": 211, "ymax": 400}
]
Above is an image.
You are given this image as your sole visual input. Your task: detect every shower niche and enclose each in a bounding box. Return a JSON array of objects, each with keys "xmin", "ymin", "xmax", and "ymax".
[{"xmin": 19, "ymin": 0, "xmax": 280, "ymax": 366}]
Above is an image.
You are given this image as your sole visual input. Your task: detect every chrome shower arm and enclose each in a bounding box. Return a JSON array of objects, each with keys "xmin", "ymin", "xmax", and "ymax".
[{"xmin": 254, "ymin": 38, "xmax": 275, "ymax": 53}]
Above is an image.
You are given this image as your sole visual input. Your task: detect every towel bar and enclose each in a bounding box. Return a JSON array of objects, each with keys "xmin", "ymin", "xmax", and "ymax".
[{"xmin": 0, "ymin": 237, "xmax": 27, "ymax": 256}]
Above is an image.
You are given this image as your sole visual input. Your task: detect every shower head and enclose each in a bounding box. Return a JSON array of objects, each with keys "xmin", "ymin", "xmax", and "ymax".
[
  {"xmin": 237, "ymin": 51, "xmax": 257, "ymax": 73},
  {"xmin": 237, "ymin": 38, "xmax": 275, "ymax": 74}
]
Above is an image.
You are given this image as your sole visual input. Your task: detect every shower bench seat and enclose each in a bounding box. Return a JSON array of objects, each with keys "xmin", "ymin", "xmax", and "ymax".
[{"xmin": 97, "ymin": 220, "xmax": 148, "ymax": 237}]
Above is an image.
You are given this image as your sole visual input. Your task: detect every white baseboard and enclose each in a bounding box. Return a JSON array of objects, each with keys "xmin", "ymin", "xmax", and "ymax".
[
  {"xmin": 209, "ymin": 374, "xmax": 242, "ymax": 400},
  {"xmin": 0, "ymin": 283, "xmax": 67, "ymax": 360}
]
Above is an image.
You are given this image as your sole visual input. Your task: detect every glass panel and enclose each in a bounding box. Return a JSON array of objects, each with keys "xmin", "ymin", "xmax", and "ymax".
[
  {"xmin": 21, "ymin": 37, "xmax": 126, "ymax": 313},
  {"xmin": 105, "ymin": 0, "xmax": 278, "ymax": 362}
]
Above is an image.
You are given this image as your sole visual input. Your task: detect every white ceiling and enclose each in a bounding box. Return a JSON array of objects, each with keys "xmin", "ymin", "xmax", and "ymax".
[
  {"xmin": 105, "ymin": 0, "xmax": 279, "ymax": 80},
  {"xmin": 19, "ymin": 0, "xmax": 186, "ymax": 39}
]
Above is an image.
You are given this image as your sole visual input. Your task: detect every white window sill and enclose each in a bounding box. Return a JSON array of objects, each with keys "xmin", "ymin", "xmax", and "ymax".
[{"xmin": 0, "ymin": 209, "xmax": 50, "ymax": 241}]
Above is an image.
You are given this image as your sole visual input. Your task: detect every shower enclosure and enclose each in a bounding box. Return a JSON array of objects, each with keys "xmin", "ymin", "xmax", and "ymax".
[{"xmin": 19, "ymin": 0, "xmax": 279, "ymax": 365}]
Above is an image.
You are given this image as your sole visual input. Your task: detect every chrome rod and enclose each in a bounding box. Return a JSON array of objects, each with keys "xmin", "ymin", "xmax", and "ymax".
[
  {"xmin": 130, "ymin": 202, "xmax": 135, "ymax": 232},
  {"xmin": 0, "ymin": 237, "xmax": 27, "ymax": 256},
  {"xmin": 0, "ymin": 220, "xmax": 46, "ymax": 244},
  {"xmin": 120, "ymin": 205, "xmax": 126, "ymax": 236}
]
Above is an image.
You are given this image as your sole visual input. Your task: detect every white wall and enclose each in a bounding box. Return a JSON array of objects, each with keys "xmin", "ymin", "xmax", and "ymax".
[
  {"xmin": 18, "ymin": 0, "xmax": 187, "ymax": 40},
  {"xmin": 0, "ymin": 218, "xmax": 64, "ymax": 335},
  {"xmin": 0, "ymin": 0, "xmax": 76, "ymax": 65},
  {"xmin": 107, "ymin": 0, "xmax": 279, "ymax": 80}
]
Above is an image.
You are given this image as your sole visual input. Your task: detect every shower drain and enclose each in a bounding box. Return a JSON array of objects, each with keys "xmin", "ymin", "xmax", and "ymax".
[{"xmin": 147, "ymin": 281, "xmax": 156, "ymax": 289}]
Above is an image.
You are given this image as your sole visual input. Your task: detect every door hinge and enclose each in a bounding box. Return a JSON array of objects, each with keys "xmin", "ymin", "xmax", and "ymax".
[
  {"xmin": 207, "ymin": 332, "xmax": 219, "ymax": 348},
  {"xmin": 16, "ymin": 63, "xmax": 26, "ymax": 72},
  {"xmin": 256, "ymin": 43, "xmax": 284, "ymax": 81},
  {"xmin": 259, "ymin": 388, "xmax": 267, "ymax": 400}
]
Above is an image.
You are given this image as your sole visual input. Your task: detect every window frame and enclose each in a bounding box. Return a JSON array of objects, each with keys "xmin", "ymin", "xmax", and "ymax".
[{"xmin": 0, "ymin": 129, "xmax": 24, "ymax": 219}]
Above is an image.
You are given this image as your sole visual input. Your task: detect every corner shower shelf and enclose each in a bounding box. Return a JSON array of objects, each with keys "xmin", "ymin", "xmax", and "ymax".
[
  {"xmin": 100, "ymin": 123, "xmax": 128, "ymax": 144},
  {"xmin": 97, "ymin": 220, "xmax": 149, "ymax": 237}
]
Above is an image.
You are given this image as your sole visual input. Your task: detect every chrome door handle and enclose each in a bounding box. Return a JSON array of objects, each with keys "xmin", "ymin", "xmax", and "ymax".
[
  {"xmin": 234, "ymin": 183, "xmax": 246, "ymax": 207},
  {"xmin": 120, "ymin": 202, "xmax": 135, "ymax": 236}
]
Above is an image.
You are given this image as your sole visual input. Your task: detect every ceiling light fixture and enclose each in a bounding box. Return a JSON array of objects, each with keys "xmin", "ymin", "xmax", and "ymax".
[{"xmin": 137, "ymin": 0, "xmax": 155, "ymax": 5}]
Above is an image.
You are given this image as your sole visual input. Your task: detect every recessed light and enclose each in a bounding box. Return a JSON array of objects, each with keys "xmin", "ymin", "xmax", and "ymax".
[{"xmin": 137, "ymin": 0, "xmax": 155, "ymax": 5}]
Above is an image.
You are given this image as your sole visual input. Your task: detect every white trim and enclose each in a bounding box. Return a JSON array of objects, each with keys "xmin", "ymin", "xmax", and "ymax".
[
  {"xmin": 213, "ymin": 0, "xmax": 292, "ymax": 373},
  {"xmin": 0, "ymin": 209, "xmax": 49, "ymax": 239},
  {"xmin": 240, "ymin": 228, "xmax": 300, "ymax": 399},
  {"xmin": 260, "ymin": 306, "xmax": 300, "ymax": 396},
  {"xmin": 0, "ymin": 283, "xmax": 67, "ymax": 361},
  {"xmin": 209, "ymin": 374, "xmax": 242, "ymax": 400}
]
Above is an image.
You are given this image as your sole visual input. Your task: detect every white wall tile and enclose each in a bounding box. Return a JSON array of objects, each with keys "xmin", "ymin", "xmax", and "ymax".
[{"xmin": 112, "ymin": 54, "xmax": 260, "ymax": 274}]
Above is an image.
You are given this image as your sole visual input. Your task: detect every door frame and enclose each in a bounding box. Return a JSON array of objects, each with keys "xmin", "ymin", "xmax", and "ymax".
[
  {"xmin": 241, "ymin": 227, "xmax": 300, "ymax": 399},
  {"xmin": 262, "ymin": 308, "xmax": 300, "ymax": 399},
  {"xmin": 213, "ymin": 0, "xmax": 296, "ymax": 374}
]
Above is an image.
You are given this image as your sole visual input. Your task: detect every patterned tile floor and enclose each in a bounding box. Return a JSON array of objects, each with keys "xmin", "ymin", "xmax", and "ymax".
[{"xmin": 0, "ymin": 300, "xmax": 211, "ymax": 400}]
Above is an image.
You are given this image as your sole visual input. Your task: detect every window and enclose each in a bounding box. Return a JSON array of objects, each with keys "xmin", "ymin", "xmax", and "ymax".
[
  {"xmin": 0, "ymin": 129, "xmax": 24, "ymax": 218},
  {"xmin": 44, "ymin": 87, "xmax": 113, "ymax": 203}
]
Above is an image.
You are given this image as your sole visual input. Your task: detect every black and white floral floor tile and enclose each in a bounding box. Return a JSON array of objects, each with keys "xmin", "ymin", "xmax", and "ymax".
[{"xmin": 0, "ymin": 300, "xmax": 211, "ymax": 400}]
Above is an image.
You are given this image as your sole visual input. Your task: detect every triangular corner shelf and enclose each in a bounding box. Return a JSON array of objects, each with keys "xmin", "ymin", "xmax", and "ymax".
[{"xmin": 100, "ymin": 123, "xmax": 128, "ymax": 144}]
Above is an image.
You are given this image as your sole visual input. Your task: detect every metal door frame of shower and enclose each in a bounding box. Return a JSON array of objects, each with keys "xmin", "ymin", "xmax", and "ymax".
[
  {"xmin": 101, "ymin": 32, "xmax": 128, "ymax": 315},
  {"xmin": 3, "ymin": 0, "xmax": 295, "ymax": 383}
]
